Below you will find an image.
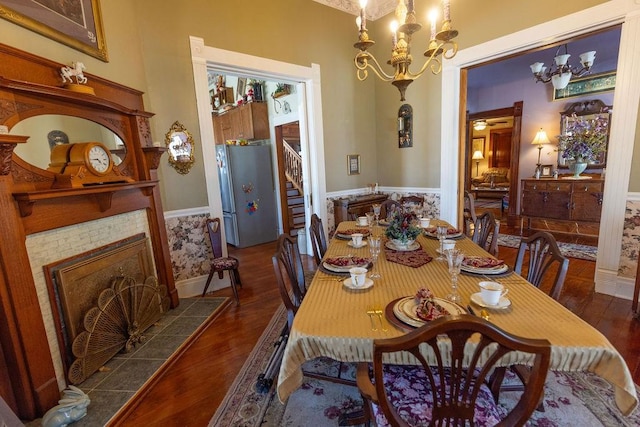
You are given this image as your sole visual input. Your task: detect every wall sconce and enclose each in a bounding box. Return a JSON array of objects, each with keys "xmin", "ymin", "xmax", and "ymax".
[
  {"xmin": 472, "ymin": 150, "xmax": 484, "ymax": 176},
  {"xmin": 398, "ymin": 104, "xmax": 412, "ymax": 148}
]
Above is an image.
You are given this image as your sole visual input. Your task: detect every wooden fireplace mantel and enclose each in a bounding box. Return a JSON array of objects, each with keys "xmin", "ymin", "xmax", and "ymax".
[{"xmin": 0, "ymin": 43, "xmax": 177, "ymax": 420}]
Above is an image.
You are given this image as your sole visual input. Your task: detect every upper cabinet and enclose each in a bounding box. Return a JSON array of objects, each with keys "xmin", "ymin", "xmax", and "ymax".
[{"xmin": 213, "ymin": 102, "xmax": 269, "ymax": 143}]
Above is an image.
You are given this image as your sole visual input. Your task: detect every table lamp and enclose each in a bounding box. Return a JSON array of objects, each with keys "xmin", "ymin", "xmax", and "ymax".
[
  {"xmin": 472, "ymin": 150, "xmax": 484, "ymax": 177},
  {"xmin": 531, "ymin": 128, "xmax": 550, "ymax": 175}
]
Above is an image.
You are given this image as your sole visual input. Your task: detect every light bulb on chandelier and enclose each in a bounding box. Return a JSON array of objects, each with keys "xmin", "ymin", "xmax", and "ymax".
[{"xmin": 353, "ymin": 0, "xmax": 459, "ymax": 101}]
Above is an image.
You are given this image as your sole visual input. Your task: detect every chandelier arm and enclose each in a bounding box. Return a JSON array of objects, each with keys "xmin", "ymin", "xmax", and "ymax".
[
  {"xmin": 410, "ymin": 55, "xmax": 442, "ymax": 79},
  {"xmin": 354, "ymin": 53, "xmax": 395, "ymax": 81}
]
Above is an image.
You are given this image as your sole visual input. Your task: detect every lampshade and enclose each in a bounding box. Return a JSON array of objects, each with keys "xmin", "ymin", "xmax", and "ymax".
[
  {"xmin": 472, "ymin": 150, "xmax": 484, "ymax": 160},
  {"xmin": 531, "ymin": 128, "xmax": 550, "ymax": 145}
]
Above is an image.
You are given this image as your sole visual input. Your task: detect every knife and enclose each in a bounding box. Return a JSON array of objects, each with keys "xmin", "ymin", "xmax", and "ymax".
[{"xmin": 467, "ymin": 305, "xmax": 477, "ymax": 316}]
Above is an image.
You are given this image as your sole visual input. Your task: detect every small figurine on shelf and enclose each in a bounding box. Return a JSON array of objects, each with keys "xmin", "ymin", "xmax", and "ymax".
[{"xmin": 246, "ymin": 87, "xmax": 254, "ymax": 102}]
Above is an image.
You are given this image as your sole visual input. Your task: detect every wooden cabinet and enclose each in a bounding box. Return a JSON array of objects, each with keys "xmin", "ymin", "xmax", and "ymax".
[
  {"xmin": 520, "ymin": 178, "xmax": 604, "ymax": 233},
  {"xmin": 213, "ymin": 102, "xmax": 269, "ymax": 143},
  {"xmin": 333, "ymin": 194, "xmax": 389, "ymax": 225}
]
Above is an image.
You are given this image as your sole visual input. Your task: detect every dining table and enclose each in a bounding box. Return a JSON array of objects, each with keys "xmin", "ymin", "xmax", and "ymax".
[{"xmin": 275, "ymin": 220, "xmax": 638, "ymax": 416}]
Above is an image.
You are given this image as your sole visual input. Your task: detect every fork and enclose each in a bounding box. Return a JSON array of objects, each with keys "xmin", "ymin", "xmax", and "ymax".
[
  {"xmin": 366, "ymin": 307, "xmax": 378, "ymax": 331},
  {"xmin": 374, "ymin": 308, "xmax": 388, "ymax": 332}
]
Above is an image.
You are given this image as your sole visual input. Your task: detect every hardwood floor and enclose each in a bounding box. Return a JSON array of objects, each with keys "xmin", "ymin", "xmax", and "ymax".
[{"xmin": 112, "ymin": 231, "xmax": 640, "ymax": 426}]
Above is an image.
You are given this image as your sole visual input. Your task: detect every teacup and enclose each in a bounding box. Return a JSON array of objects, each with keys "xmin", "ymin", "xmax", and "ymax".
[
  {"xmin": 479, "ymin": 281, "xmax": 509, "ymax": 306},
  {"xmin": 442, "ymin": 239, "xmax": 456, "ymax": 252},
  {"xmin": 351, "ymin": 233, "xmax": 364, "ymax": 247},
  {"xmin": 357, "ymin": 216, "xmax": 368, "ymax": 226},
  {"xmin": 349, "ymin": 267, "xmax": 368, "ymax": 287},
  {"xmin": 420, "ymin": 217, "xmax": 431, "ymax": 228}
]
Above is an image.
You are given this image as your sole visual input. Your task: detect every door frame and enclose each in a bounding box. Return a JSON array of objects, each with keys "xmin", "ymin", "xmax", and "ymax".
[{"xmin": 189, "ymin": 36, "xmax": 326, "ymax": 254}]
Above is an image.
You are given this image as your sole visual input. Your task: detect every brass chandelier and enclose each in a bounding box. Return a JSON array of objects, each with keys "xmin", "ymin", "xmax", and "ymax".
[{"xmin": 354, "ymin": 0, "xmax": 459, "ymax": 101}]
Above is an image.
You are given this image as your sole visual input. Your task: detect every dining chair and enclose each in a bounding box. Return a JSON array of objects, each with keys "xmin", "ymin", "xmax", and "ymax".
[
  {"xmin": 463, "ymin": 190, "xmax": 478, "ymax": 237},
  {"xmin": 272, "ymin": 233, "xmax": 309, "ymax": 330},
  {"xmin": 380, "ymin": 199, "xmax": 399, "ymax": 221},
  {"xmin": 356, "ymin": 314, "xmax": 551, "ymax": 427},
  {"xmin": 472, "ymin": 211, "xmax": 500, "ymax": 256},
  {"xmin": 202, "ymin": 218, "xmax": 241, "ymax": 303},
  {"xmin": 309, "ymin": 213, "xmax": 327, "ymax": 267},
  {"xmin": 399, "ymin": 195, "xmax": 423, "ymax": 214}
]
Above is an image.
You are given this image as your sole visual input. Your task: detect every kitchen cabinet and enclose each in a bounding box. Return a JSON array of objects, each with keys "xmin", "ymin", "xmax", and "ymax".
[
  {"xmin": 520, "ymin": 178, "xmax": 604, "ymax": 234},
  {"xmin": 213, "ymin": 102, "xmax": 269, "ymax": 143}
]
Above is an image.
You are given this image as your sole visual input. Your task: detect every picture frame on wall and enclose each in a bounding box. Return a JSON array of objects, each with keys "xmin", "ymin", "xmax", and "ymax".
[
  {"xmin": 347, "ymin": 154, "xmax": 360, "ymax": 175},
  {"xmin": 472, "ymin": 137, "xmax": 485, "ymax": 156},
  {"xmin": 553, "ymin": 71, "xmax": 616, "ymax": 101},
  {"xmin": 237, "ymin": 78, "xmax": 247, "ymax": 100},
  {"xmin": 541, "ymin": 164, "xmax": 553, "ymax": 177},
  {"xmin": 0, "ymin": 0, "xmax": 108, "ymax": 62}
]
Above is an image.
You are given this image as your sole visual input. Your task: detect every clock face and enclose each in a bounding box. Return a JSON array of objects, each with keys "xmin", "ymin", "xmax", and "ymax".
[{"xmin": 88, "ymin": 145, "xmax": 111, "ymax": 174}]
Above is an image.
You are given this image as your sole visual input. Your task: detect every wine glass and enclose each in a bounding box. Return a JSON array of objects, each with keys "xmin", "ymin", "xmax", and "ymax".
[
  {"xmin": 368, "ymin": 236, "xmax": 382, "ymax": 280},
  {"xmin": 365, "ymin": 212, "xmax": 375, "ymax": 235},
  {"xmin": 445, "ymin": 249, "xmax": 464, "ymax": 303},
  {"xmin": 436, "ymin": 225, "xmax": 448, "ymax": 261},
  {"xmin": 372, "ymin": 204, "xmax": 381, "ymax": 225}
]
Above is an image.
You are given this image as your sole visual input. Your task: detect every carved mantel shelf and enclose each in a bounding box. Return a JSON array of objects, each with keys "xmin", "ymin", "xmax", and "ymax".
[
  {"xmin": 13, "ymin": 180, "xmax": 158, "ymax": 217},
  {"xmin": 0, "ymin": 134, "xmax": 28, "ymax": 175}
]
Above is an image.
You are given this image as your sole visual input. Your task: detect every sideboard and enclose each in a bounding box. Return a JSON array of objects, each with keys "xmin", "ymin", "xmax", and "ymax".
[
  {"xmin": 333, "ymin": 194, "xmax": 388, "ymax": 225},
  {"xmin": 520, "ymin": 178, "xmax": 604, "ymax": 235}
]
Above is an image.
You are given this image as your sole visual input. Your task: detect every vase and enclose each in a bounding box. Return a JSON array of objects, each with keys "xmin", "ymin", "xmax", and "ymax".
[{"xmin": 568, "ymin": 159, "xmax": 588, "ymax": 178}]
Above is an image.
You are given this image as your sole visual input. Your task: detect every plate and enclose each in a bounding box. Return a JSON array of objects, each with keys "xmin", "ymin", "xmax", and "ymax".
[
  {"xmin": 378, "ymin": 220, "xmax": 390, "ymax": 226},
  {"xmin": 342, "ymin": 277, "xmax": 374, "ymax": 290},
  {"xmin": 470, "ymin": 292, "xmax": 511, "ymax": 309},
  {"xmin": 347, "ymin": 241, "xmax": 368, "ymax": 248},
  {"xmin": 385, "ymin": 241, "xmax": 420, "ymax": 252},
  {"xmin": 423, "ymin": 228, "xmax": 464, "ymax": 239},
  {"xmin": 322, "ymin": 256, "xmax": 371, "ymax": 273},
  {"xmin": 392, "ymin": 296, "xmax": 465, "ymax": 328},
  {"xmin": 460, "ymin": 263, "xmax": 509, "ymax": 275},
  {"xmin": 335, "ymin": 229, "xmax": 371, "ymax": 240}
]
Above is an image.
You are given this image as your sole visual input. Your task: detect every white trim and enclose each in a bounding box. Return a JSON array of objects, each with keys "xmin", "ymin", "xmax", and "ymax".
[
  {"xmin": 627, "ymin": 192, "xmax": 640, "ymax": 202},
  {"xmin": 175, "ymin": 274, "xmax": 230, "ymax": 299},
  {"xmin": 326, "ymin": 187, "xmax": 441, "ymax": 200},
  {"xmin": 163, "ymin": 206, "xmax": 209, "ymax": 219},
  {"xmin": 189, "ymin": 36, "xmax": 326, "ymax": 255},
  {"xmin": 441, "ymin": 1, "xmax": 640, "ymax": 297}
]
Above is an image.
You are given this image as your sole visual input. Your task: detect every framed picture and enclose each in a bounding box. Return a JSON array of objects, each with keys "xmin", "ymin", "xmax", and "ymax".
[
  {"xmin": 541, "ymin": 164, "xmax": 553, "ymax": 177},
  {"xmin": 472, "ymin": 137, "xmax": 485, "ymax": 156},
  {"xmin": 553, "ymin": 71, "xmax": 616, "ymax": 101},
  {"xmin": 237, "ymin": 77, "xmax": 247, "ymax": 100},
  {"xmin": 0, "ymin": 0, "xmax": 108, "ymax": 62},
  {"xmin": 347, "ymin": 154, "xmax": 360, "ymax": 175}
]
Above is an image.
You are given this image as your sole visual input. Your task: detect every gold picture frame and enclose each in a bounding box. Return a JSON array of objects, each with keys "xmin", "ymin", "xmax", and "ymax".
[
  {"xmin": 553, "ymin": 71, "xmax": 615, "ymax": 101},
  {"xmin": 347, "ymin": 154, "xmax": 360, "ymax": 175},
  {"xmin": 165, "ymin": 121, "xmax": 195, "ymax": 175},
  {"xmin": 472, "ymin": 137, "xmax": 485, "ymax": 156},
  {"xmin": 0, "ymin": 0, "xmax": 108, "ymax": 62}
]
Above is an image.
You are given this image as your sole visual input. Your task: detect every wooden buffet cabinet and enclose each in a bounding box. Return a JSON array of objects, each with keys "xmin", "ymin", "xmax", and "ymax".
[
  {"xmin": 520, "ymin": 178, "xmax": 604, "ymax": 234},
  {"xmin": 333, "ymin": 194, "xmax": 389, "ymax": 225},
  {"xmin": 212, "ymin": 102, "xmax": 269, "ymax": 143}
]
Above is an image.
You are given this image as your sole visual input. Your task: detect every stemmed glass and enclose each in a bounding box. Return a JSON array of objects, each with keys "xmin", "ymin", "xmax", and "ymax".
[
  {"xmin": 365, "ymin": 212, "xmax": 375, "ymax": 235},
  {"xmin": 436, "ymin": 225, "xmax": 448, "ymax": 261},
  {"xmin": 445, "ymin": 249, "xmax": 464, "ymax": 303},
  {"xmin": 372, "ymin": 204, "xmax": 381, "ymax": 226},
  {"xmin": 368, "ymin": 236, "xmax": 382, "ymax": 280}
]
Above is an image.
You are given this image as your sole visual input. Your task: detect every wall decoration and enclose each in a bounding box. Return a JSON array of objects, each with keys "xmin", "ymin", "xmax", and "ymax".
[
  {"xmin": 236, "ymin": 77, "xmax": 246, "ymax": 101},
  {"xmin": 472, "ymin": 137, "xmax": 485, "ymax": 156},
  {"xmin": 553, "ymin": 71, "xmax": 616, "ymax": 101},
  {"xmin": 398, "ymin": 104, "xmax": 413, "ymax": 148},
  {"xmin": 165, "ymin": 121, "xmax": 195, "ymax": 174},
  {"xmin": 0, "ymin": 0, "xmax": 108, "ymax": 62},
  {"xmin": 347, "ymin": 154, "xmax": 360, "ymax": 175},
  {"xmin": 541, "ymin": 164, "xmax": 553, "ymax": 177}
]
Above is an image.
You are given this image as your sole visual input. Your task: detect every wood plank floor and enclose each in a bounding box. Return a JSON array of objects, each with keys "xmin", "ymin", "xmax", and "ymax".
[{"xmin": 112, "ymin": 229, "xmax": 640, "ymax": 426}]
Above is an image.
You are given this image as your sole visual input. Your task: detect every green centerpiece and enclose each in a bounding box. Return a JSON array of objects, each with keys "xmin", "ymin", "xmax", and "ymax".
[
  {"xmin": 557, "ymin": 113, "xmax": 608, "ymax": 178},
  {"xmin": 385, "ymin": 209, "xmax": 422, "ymax": 248}
]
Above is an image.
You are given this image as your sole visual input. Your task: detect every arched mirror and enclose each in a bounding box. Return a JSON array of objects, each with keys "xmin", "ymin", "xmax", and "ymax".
[{"xmin": 11, "ymin": 115, "xmax": 126, "ymax": 170}]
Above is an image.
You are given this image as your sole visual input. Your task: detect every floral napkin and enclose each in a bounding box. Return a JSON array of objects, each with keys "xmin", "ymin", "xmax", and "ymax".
[{"xmin": 384, "ymin": 243, "xmax": 432, "ymax": 268}]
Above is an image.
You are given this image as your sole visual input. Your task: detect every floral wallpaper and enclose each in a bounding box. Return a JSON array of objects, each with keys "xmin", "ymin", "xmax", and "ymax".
[
  {"xmin": 165, "ymin": 213, "xmax": 211, "ymax": 281},
  {"xmin": 619, "ymin": 200, "xmax": 640, "ymax": 277}
]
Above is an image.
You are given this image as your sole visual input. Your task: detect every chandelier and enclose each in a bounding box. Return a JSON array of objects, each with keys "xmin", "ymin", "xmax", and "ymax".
[
  {"xmin": 530, "ymin": 44, "xmax": 596, "ymax": 90},
  {"xmin": 354, "ymin": 0, "xmax": 459, "ymax": 101}
]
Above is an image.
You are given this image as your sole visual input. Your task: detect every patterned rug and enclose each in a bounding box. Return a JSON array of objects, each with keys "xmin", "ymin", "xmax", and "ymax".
[
  {"xmin": 497, "ymin": 234, "xmax": 597, "ymax": 262},
  {"xmin": 210, "ymin": 307, "xmax": 639, "ymax": 427}
]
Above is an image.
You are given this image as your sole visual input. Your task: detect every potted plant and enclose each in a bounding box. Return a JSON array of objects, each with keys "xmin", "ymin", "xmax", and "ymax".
[{"xmin": 557, "ymin": 113, "xmax": 608, "ymax": 177}]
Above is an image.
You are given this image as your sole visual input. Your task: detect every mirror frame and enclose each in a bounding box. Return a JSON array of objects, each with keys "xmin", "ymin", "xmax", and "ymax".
[
  {"xmin": 165, "ymin": 121, "xmax": 195, "ymax": 174},
  {"xmin": 558, "ymin": 99, "xmax": 611, "ymax": 169}
]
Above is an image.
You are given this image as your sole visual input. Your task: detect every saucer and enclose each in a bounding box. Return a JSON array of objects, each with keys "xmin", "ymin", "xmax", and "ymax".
[
  {"xmin": 347, "ymin": 241, "xmax": 368, "ymax": 248},
  {"xmin": 343, "ymin": 277, "xmax": 374, "ymax": 290},
  {"xmin": 470, "ymin": 293, "xmax": 511, "ymax": 309}
]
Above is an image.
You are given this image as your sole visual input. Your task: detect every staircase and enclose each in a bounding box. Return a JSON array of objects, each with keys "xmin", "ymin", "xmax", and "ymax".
[{"xmin": 286, "ymin": 181, "xmax": 305, "ymax": 233}]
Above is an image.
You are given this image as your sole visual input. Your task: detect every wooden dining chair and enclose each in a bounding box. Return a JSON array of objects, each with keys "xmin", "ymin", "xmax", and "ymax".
[
  {"xmin": 463, "ymin": 190, "xmax": 478, "ymax": 237},
  {"xmin": 272, "ymin": 233, "xmax": 309, "ymax": 330},
  {"xmin": 202, "ymin": 218, "xmax": 241, "ymax": 303},
  {"xmin": 357, "ymin": 314, "xmax": 551, "ymax": 427},
  {"xmin": 309, "ymin": 213, "xmax": 327, "ymax": 267},
  {"xmin": 380, "ymin": 199, "xmax": 399, "ymax": 221},
  {"xmin": 400, "ymin": 195, "xmax": 423, "ymax": 214},
  {"xmin": 472, "ymin": 211, "xmax": 500, "ymax": 256}
]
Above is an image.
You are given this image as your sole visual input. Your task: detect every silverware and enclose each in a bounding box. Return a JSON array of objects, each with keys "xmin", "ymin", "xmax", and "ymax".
[
  {"xmin": 366, "ymin": 307, "xmax": 378, "ymax": 331},
  {"xmin": 374, "ymin": 308, "xmax": 388, "ymax": 332},
  {"xmin": 467, "ymin": 305, "xmax": 477, "ymax": 316}
]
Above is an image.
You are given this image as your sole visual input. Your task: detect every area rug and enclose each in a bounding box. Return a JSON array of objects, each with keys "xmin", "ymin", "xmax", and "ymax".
[
  {"xmin": 211, "ymin": 307, "xmax": 640, "ymax": 427},
  {"xmin": 498, "ymin": 234, "xmax": 597, "ymax": 261}
]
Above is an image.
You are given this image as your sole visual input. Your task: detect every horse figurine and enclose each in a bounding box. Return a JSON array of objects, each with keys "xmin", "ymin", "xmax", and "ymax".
[
  {"xmin": 42, "ymin": 385, "xmax": 90, "ymax": 427},
  {"xmin": 60, "ymin": 62, "xmax": 87, "ymax": 85}
]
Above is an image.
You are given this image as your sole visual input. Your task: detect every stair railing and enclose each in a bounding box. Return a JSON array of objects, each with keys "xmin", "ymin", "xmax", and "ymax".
[{"xmin": 283, "ymin": 141, "xmax": 303, "ymax": 194}]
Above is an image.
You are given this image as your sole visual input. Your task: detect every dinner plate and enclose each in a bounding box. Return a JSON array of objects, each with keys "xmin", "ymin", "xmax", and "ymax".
[
  {"xmin": 470, "ymin": 292, "xmax": 511, "ymax": 309},
  {"xmin": 335, "ymin": 229, "xmax": 371, "ymax": 240},
  {"xmin": 460, "ymin": 263, "xmax": 509, "ymax": 275},
  {"xmin": 385, "ymin": 241, "xmax": 420, "ymax": 252},
  {"xmin": 392, "ymin": 296, "xmax": 465, "ymax": 328},
  {"xmin": 322, "ymin": 256, "xmax": 371, "ymax": 273},
  {"xmin": 347, "ymin": 241, "xmax": 368, "ymax": 248},
  {"xmin": 423, "ymin": 229, "xmax": 464, "ymax": 239},
  {"xmin": 342, "ymin": 277, "xmax": 374, "ymax": 290},
  {"xmin": 378, "ymin": 220, "xmax": 390, "ymax": 226}
]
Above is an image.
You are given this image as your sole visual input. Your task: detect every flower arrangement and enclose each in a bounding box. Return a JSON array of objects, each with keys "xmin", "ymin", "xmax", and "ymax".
[
  {"xmin": 385, "ymin": 209, "xmax": 421, "ymax": 244},
  {"xmin": 557, "ymin": 113, "xmax": 608, "ymax": 162}
]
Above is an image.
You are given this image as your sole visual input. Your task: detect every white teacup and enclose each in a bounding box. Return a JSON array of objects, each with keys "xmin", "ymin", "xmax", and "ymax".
[
  {"xmin": 479, "ymin": 281, "xmax": 509, "ymax": 306},
  {"xmin": 351, "ymin": 233, "xmax": 364, "ymax": 247},
  {"xmin": 420, "ymin": 217, "xmax": 431, "ymax": 228},
  {"xmin": 442, "ymin": 239, "xmax": 456, "ymax": 252},
  {"xmin": 349, "ymin": 267, "xmax": 368, "ymax": 287},
  {"xmin": 357, "ymin": 216, "xmax": 368, "ymax": 226}
]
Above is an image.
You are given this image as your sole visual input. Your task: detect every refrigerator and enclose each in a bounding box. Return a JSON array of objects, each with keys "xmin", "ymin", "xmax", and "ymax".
[{"xmin": 216, "ymin": 144, "xmax": 278, "ymax": 248}]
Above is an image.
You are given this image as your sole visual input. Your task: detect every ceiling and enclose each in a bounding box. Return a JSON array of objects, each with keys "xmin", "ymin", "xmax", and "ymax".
[{"xmin": 312, "ymin": 0, "xmax": 396, "ymax": 20}]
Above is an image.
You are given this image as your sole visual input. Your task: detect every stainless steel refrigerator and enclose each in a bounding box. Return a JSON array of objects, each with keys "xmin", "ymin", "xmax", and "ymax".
[{"xmin": 216, "ymin": 144, "xmax": 278, "ymax": 248}]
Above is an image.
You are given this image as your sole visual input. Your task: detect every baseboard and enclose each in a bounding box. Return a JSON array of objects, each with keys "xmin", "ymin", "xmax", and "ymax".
[
  {"xmin": 175, "ymin": 274, "xmax": 230, "ymax": 298},
  {"xmin": 595, "ymin": 268, "xmax": 635, "ymax": 300}
]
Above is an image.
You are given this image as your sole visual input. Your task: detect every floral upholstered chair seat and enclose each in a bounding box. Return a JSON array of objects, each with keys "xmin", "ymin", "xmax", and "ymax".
[
  {"xmin": 211, "ymin": 257, "xmax": 238, "ymax": 270},
  {"xmin": 369, "ymin": 365, "xmax": 505, "ymax": 426}
]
